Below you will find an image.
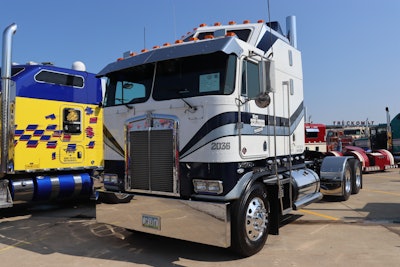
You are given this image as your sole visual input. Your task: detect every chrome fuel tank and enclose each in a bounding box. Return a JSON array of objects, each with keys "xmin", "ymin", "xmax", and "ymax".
[{"xmin": 291, "ymin": 168, "xmax": 322, "ymax": 209}]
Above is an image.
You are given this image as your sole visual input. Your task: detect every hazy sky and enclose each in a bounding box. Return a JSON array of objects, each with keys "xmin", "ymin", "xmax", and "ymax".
[{"xmin": 1, "ymin": 0, "xmax": 399, "ymax": 124}]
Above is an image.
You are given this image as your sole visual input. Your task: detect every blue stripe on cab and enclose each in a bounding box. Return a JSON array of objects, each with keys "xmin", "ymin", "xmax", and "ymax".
[{"xmin": 9, "ymin": 65, "xmax": 102, "ymax": 105}]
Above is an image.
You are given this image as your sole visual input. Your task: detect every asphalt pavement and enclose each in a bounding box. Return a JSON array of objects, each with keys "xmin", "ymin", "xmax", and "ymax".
[{"xmin": 0, "ymin": 169, "xmax": 399, "ymax": 266}]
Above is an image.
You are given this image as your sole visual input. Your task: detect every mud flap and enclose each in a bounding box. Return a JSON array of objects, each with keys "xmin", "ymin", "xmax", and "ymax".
[{"xmin": 267, "ymin": 185, "xmax": 280, "ymax": 235}]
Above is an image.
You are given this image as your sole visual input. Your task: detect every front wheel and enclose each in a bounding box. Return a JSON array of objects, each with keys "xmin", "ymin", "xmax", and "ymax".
[
  {"xmin": 98, "ymin": 191, "xmax": 133, "ymax": 204},
  {"xmin": 231, "ymin": 182, "xmax": 270, "ymax": 257}
]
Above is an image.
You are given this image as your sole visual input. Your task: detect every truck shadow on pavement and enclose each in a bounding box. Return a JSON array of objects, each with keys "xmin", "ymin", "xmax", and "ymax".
[
  {"xmin": 88, "ymin": 224, "xmax": 241, "ymax": 265},
  {"xmin": 351, "ymin": 202, "xmax": 400, "ymax": 224},
  {"xmin": 298, "ymin": 198, "xmax": 400, "ymax": 225},
  {"xmin": 0, "ymin": 201, "xmax": 256, "ymax": 266}
]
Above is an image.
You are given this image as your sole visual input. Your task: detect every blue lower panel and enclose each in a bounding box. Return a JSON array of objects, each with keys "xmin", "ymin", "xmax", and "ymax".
[{"xmin": 34, "ymin": 173, "xmax": 93, "ymax": 201}]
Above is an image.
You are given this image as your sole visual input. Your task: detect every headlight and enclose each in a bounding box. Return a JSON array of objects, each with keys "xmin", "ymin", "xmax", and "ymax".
[
  {"xmin": 193, "ymin": 179, "xmax": 223, "ymax": 194},
  {"xmin": 103, "ymin": 173, "xmax": 118, "ymax": 184}
]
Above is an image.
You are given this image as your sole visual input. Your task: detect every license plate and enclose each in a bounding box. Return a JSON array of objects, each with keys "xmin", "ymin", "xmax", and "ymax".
[{"xmin": 142, "ymin": 214, "xmax": 161, "ymax": 230}]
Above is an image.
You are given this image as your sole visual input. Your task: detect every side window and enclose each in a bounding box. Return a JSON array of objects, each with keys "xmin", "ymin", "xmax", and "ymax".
[
  {"xmin": 305, "ymin": 129, "xmax": 319, "ymax": 138},
  {"xmin": 35, "ymin": 70, "xmax": 84, "ymax": 88},
  {"xmin": 241, "ymin": 60, "xmax": 261, "ymax": 99}
]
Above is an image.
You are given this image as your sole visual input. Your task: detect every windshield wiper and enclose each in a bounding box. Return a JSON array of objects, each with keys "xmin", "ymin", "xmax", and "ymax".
[{"xmin": 181, "ymin": 98, "xmax": 197, "ymax": 112}]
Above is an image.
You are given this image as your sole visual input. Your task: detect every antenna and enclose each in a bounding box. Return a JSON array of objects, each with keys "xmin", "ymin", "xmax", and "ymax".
[
  {"xmin": 266, "ymin": 0, "xmax": 274, "ymax": 58},
  {"xmin": 143, "ymin": 27, "xmax": 146, "ymax": 49},
  {"xmin": 171, "ymin": 0, "xmax": 177, "ymax": 40}
]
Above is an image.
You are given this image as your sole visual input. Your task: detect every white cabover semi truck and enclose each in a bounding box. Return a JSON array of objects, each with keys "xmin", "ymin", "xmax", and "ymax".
[{"xmin": 95, "ymin": 16, "xmax": 362, "ymax": 256}]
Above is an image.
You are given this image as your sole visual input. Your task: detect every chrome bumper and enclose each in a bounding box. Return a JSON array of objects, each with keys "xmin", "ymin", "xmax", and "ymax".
[{"xmin": 96, "ymin": 191, "xmax": 231, "ymax": 248}]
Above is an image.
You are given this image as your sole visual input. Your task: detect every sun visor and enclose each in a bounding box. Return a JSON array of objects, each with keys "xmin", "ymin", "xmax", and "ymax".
[{"xmin": 97, "ymin": 37, "xmax": 243, "ymax": 77}]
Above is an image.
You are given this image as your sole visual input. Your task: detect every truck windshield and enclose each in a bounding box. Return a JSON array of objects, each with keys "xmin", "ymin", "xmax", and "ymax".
[
  {"xmin": 103, "ymin": 63, "xmax": 154, "ymax": 107},
  {"xmin": 153, "ymin": 52, "xmax": 236, "ymax": 100},
  {"xmin": 103, "ymin": 52, "xmax": 236, "ymax": 107}
]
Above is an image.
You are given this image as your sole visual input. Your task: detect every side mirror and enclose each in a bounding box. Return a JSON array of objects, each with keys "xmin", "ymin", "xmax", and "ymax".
[
  {"xmin": 263, "ymin": 60, "xmax": 276, "ymax": 93},
  {"xmin": 254, "ymin": 59, "xmax": 274, "ymax": 108},
  {"xmin": 255, "ymin": 92, "xmax": 271, "ymax": 108}
]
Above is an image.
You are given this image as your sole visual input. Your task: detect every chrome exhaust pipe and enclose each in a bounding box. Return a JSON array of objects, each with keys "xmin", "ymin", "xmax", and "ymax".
[
  {"xmin": 1, "ymin": 23, "xmax": 17, "ymax": 176},
  {"xmin": 286, "ymin": 16, "xmax": 297, "ymax": 49}
]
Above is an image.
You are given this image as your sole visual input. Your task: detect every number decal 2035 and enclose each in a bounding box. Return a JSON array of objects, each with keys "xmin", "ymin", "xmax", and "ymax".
[{"xmin": 211, "ymin": 142, "xmax": 231, "ymax": 150}]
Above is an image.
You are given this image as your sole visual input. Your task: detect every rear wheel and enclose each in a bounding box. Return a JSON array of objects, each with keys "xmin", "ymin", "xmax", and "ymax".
[
  {"xmin": 350, "ymin": 159, "xmax": 362, "ymax": 194},
  {"xmin": 231, "ymin": 182, "xmax": 270, "ymax": 257},
  {"xmin": 340, "ymin": 161, "xmax": 352, "ymax": 201}
]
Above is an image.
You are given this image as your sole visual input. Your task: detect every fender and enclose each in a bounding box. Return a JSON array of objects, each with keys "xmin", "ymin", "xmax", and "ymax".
[{"xmin": 319, "ymin": 156, "xmax": 351, "ymax": 196}]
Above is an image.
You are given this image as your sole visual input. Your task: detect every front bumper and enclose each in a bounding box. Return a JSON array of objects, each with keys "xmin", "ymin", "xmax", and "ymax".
[{"xmin": 96, "ymin": 190, "xmax": 231, "ymax": 248}]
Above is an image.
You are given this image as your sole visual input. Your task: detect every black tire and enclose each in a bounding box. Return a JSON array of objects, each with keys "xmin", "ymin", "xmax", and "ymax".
[
  {"xmin": 99, "ymin": 192, "xmax": 133, "ymax": 204},
  {"xmin": 350, "ymin": 159, "xmax": 362, "ymax": 194},
  {"xmin": 231, "ymin": 182, "xmax": 270, "ymax": 257},
  {"xmin": 340, "ymin": 161, "xmax": 352, "ymax": 201}
]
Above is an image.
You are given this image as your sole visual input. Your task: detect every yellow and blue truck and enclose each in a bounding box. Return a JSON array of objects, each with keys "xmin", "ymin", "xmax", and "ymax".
[{"xmin": 0, "ymin": 24, "xmax": 103, "ymax": 208}]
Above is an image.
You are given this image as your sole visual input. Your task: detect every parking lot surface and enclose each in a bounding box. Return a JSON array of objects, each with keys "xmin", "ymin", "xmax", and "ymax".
[{"xmin": 1, "ymin": 169, "xmax": 399, "ymax": 266}]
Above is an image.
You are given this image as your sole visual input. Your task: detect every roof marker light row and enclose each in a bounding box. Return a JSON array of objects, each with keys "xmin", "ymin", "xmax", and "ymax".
[{"xmin": 117, "ymin": 19, "xmax": 265, "ymax": 61}]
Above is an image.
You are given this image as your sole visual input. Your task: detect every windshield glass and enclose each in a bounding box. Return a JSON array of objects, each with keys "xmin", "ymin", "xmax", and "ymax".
[
  {"xmin": 153, "ymin": 52, "xmax": 236, "ymax": 100},
  {"xmin": 103, "ymin": 52, "xmax": 236, "ymax": 107},
  {"xmin": 103, "ymin": 63, "xmax": 154, "ymax": 107},
  {"xmin": 343, "ymin": 129, "xmax": 362, "ymax": 136}
]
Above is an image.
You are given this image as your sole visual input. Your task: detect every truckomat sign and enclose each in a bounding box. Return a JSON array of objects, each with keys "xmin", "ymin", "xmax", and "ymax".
[{"xmin": 332, "ymin": 120, "xmax": 375, "ymax": 126}]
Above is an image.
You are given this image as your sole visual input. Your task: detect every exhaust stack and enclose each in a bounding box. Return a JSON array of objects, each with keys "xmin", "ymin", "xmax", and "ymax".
[
  {"xmin": 386, "ymin": 107, "xmax": 392, "ymax": 151},
  {"xmin": 1, "ymin": 23, "xmax": 17, "ymax": 176},
  {"xmin": 286, "ymin": 16, "xmax": 297, "ymax": 49}
]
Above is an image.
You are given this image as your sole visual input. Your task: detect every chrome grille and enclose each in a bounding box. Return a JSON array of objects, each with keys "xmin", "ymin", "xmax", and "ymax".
[{"xmin": 129, "ymin": 129, "xmax": 174, "ymax": 193}]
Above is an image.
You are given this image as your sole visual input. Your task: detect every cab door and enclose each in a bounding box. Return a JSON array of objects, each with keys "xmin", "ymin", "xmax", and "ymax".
[{"xmin": 238, "ymin": 58, "xmax": 270, "ymax": 160}]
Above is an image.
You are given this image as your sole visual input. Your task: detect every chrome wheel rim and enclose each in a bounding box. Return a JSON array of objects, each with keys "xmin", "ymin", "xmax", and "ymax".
[
  {"xmin": 355, "ymin": 166, "xmax": 362, "ymax": 188},
  {"xmin": 345, "ymin": 169, "xmax": 352, "ymax": 194},
  {"xmin": 245, "ymin": 197, "xmax": 268, "ymax": 241}
]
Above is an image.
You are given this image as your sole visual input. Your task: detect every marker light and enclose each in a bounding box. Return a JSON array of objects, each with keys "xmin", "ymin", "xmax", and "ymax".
[
  {"xmin": 214, "ymin": 22, "xmax": 221, "ymax": 26},
  {"xmin": 228, "ymin": 21, "xmax": 236, "ymax": 25},
  {"xmin": 243, "ymin": 20, "xmax": 250, "ymax": 24},
  {"xmin": 258, "ymin": 19, "xmax": 265, "ymax": 23}
]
